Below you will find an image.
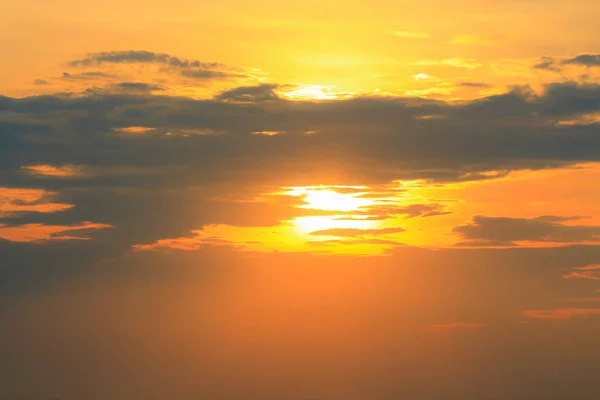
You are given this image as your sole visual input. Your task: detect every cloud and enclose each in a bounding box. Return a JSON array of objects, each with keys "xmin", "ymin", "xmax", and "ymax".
[
  {"xmin": 22, "ymin": 164, "xmax": 85, "ymax": 178},
  {"xmin": 69, "ymin": 51, "xmax": 226, "ymax": 69},
  {"xmin": 342, "ymin": 203, "xmax": 451, "ymax": 220},
  {"xmin": 0, "ymin": 221, "xmax": 112, "ymax": 242},
  {"xmin": 563, "ymin": 264, "xmax": 600, "ymax": 280},
  {"xmin": 68, "ymin": 50, "xmax": 242, "ymax": 81},
  {"xmin": 214, "ymin": 84, "xmax": 281, "ymax": 103},
  {"xmin": 2, "ymin": 54, "xmax": 600, "ymax": 257},
  {"xmin": 113, "ymin": 82, "xmax": 164, "ymax": 93},
  {"xmin": 179, "ymin": 69, "xmax": 238, "ymax": 80},
  {"xmin": 1, "ymin": 81, "xmax": 599, "ymax": 194},
  {"xmin": 533, "ymin": 56, "xmax": 559, "ymax": 71},
  {"xmin": 309, "ymin": 226, "xmax": 406, "ymax": 237},
  {"xmin": 0, "ymin": 185, "xmax": 112, "ymax": 243},
  {"xmin": 563, "ymin": 53, "xmax": 600, "ymax": 68},
  {"xmin": 0, "ymin": 187, "xmax": 73, "ymax": 217},
  {"xmin": 534, "ymin": 53, "xmax": 600, "ymax": 72},
  {"xmin": 454, "ymin": 215, "xmax": 600, "ymax": 247},
  {"xmin": 523, "ymin": 308, "xmax": 600, "ymax": 320},
  {"xmin": 62, "ymin": 71, "xmax": 115, "ymax": 80},
  {"xmin": 458, "ymin": 81, "xmax": 492, "ymax": 88}
]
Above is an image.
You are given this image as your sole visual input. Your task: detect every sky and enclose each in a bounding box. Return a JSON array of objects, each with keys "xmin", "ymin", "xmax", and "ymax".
[{"xmin": 1, "ymin": 0, "xmax": 600, "ymax": 399}]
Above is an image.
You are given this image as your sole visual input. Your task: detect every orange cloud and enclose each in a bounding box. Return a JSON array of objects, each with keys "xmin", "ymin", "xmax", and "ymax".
[
  {"xmin": 133, "ymin": 230, "xmax": 237, "ymax": 251},
  {"xmin": 523, "ymin": 308, "xmax": 600, "ymax": 320},
  {"xmin": 561, "ymin": 297, "xmax": 600, "ymax": 303},
  {"xmin": 22, "ymin": 164, "xmax": 85, "ymax": 178},
  {"xmin": 563, "ymin": 265, "xmax": 600, "ymax": 280},
  {"xmin": 0, "ymin": 187, "xmax": 73, "ymax": 216},
  {"xmin": 0, "ymin": 222, "xmax": 113, "ymax": 242}
]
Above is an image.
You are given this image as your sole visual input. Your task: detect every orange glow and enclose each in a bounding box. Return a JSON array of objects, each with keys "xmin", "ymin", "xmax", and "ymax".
[
  {"xmin": 22, "ymin": 164, "xmax": 85, "ymax": 178},
  {"xmin": 285, "ymin": 187, "xmax": 371, "ymax": 212},
  {"xmin": 0, "ymin": 222, "xmax": 113, "ymax": 242}
]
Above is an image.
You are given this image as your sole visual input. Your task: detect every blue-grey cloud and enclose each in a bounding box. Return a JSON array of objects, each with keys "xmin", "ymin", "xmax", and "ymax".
[
  {"xmin": 534, "ymin": 53, "xmax": 600, "ymax": 71},
  {"xmin": 68, "ymin": 50, "xmax": 242, "ymax": 81},
  {"xmin": 455, "ymin": 215, "xmax": 600, "ymax": 246}
]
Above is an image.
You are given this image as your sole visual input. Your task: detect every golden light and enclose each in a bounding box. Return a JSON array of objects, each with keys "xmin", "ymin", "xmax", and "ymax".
[
  {"xmin": 282, "ymin": 186, "xmax": 375, "ymax": 211},
  {"xmin": 301, "ymin": 190, "xmax": 371, "ymax": 212},
  {"xmin": 293, "ymin": 216, "xmax": 378, "ymax": 236},
  {"xmin": 279, "ymin": 85, "xmax": 338, "ymax": 100},
  {"xmin": 280, "ymin": 187, "xmax": 379, "ymax": 236}
]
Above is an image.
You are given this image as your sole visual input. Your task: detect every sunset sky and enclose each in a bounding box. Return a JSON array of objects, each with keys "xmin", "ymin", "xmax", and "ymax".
[{"xmin": 1, "ymin": 0, "xmax": 600, "ymax": 399}]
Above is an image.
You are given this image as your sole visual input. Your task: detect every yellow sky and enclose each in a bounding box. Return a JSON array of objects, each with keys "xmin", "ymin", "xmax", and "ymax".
[{"xmin": 2, "ymin": 0, "xmax": 599, "ymax": 97}]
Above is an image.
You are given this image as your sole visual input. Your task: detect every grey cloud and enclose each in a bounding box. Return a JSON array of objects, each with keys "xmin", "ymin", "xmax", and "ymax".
[
  {"xmin": 62, "ymin": 71, "xmax": 114, "ymax": 80},
  {"xmin": 214, "ymin": 84, "xmax": 281, "ymax": 102},
  {"xmin": 454, "ymin": 215, "xmax": 600, "ymax": 246},
  {"xmin": 180, "ymin": 69, "xmax": 238, "ymax": 80},
  {"xmin": 458, "ymin": 81, "xmax": 492, "ymax": 88},
  {"xmin": 114, "ymin": 82, "xmax": 164, "ymax": 92},
  {"xmin": 69, "ymin": 50, "xmax": 225, "ymax": 70},
  {"xmin": 563, "ymin": 53, "xmax": 600, "ymax": 67},
  {"xmin": 533, "ymin": 56, "xmax": 560, "ymax": 71},
  {"xmin": 1, "ymin": 81, "xmax": 599, "ymax": 188},
  {"xmin": 68, "ymin": 50, "xmax": 240, "ymax": 81},
  {"xmin": 534, "ymin": 54, "xmax": 600, "ymax": 71},
  {"xmin": 0, "ymin": 81, "xmax": 599, "ymax": 254}
]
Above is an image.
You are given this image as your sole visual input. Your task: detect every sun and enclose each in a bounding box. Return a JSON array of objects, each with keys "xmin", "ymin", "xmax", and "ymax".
[
  {"xmin": 281, "ymin": 187, "xmax": 378, "ymax": 235},
  {"xmin": 279, "ymin": 85, "xmax": 337, "ymax": 100},
  {"xmin": 302, "ymin": 190, "xmax": 371, "ymax": 212},
  {"xmin": 284, "ymin": 187, "xmax": 372, "ymax": 212}
]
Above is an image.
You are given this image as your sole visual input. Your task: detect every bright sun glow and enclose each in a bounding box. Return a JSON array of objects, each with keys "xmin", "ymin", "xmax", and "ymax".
[
  {"xmin": 282, "ymin": 187, "xmax": 378, "ymax": 235},
  {"xmin": 279, "ymin": 85, "xmax": 338, "ymax": 100},
  {"xmin": 284, "ymin": 187, "xmax": 372, "ymax": 212},
  {"xmin": 293, "ymin": 216, "xmax": 378, "ymax": 235}
]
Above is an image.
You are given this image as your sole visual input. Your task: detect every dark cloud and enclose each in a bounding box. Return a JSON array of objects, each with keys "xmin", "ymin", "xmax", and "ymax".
[
  {"xmin": 62, "ymin": 71, "xmax": 114, "ymax": 80},
  {"xmin": 33, "ymin": 79, "xmax": 48, "ymax": 85},
  {"xmin": 533, "ymin": 54, "xmax": 600, "ymax": 71},
  {"xmin": 214, "ymin": 84, "xmax": 282, "ymax": 102},
  {"xmin": 69, "ymin": 50, "xmax": 226, "ymax": 70},
  {"xmin": 114, "ymin": 82, "xmax": 164, "ymax": 92},
  {"xmin": 0, "ymin": 81, "xmax": 599, "ymax": 189},
  {"xmin": 458, "ymin": 81, "xmax": 492, "ymax": 88},
  {"xmin": 533, "ymin": 56, "xmax": 560, "ymax": 71},
  {"xmin": 563, "ymin": 53, "xmax": 600, "ymax": 68},
  {"xmin": 454, "ymin": 215, "xmax": 600, "ymax": 246},
  {"xmin": 1, "ymin": 72, "xmax": 600, "ymax": 281},
  {"xmin": 68, "ymin": 50, "xmax": 241, "ymax": 81},
  {"xmin": 179, "ymin": 69, "xmax": 239, "ymax": 80}
]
